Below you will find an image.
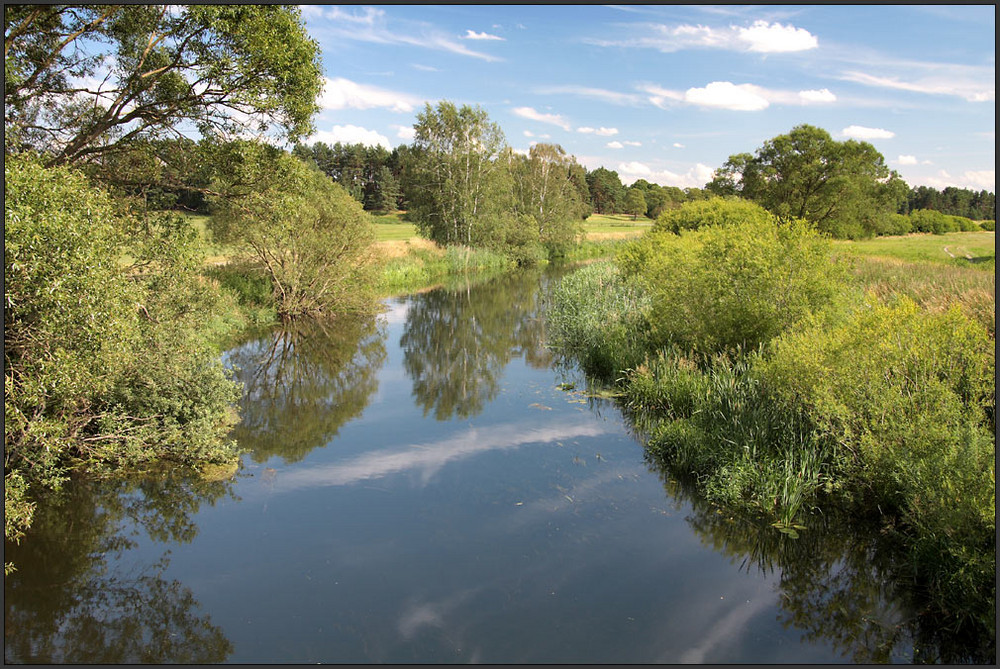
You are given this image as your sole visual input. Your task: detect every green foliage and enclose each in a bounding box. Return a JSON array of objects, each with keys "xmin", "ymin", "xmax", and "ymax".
[
  {"xmin": 623, "ymin": 188, "xmax": 647, "ymax": 220},
  {"xmin": 620, "ymin": 214, "xmax": 848, "ymax": 355},
  {"xmin": 979, "ymin": 219, "xmax": 995, "ymax": 231},
  {"xmin": 627, "ymin": 350, "xmax": 826, "ymax": 526},
  {"xmin": 586, "ymin": 167, "xmax": 625, "ymax": 214},
  {"xmin": 709, "ymin": 124, "xmax": 908, "ymax": 238},
  {"xmin": 5, "ymin": 5, "xmax": 322, "ymax": 166},
  {"xmin": 547, "ymin": 261, "xmax": 652, "ymax": 379},
  {"xmin": 405, "ymin": 101, "xmax": 509, "ymax": 247},
  {"xmin": 909, "ymin": 208, "xmax": 959, "ymax": 234},
  {"xmin": 208, "ymin": 143, "xmax": 379, "ymax": 321},
  {"xmin": 760, "ymin": 296, "xmax": 995, "ymax": 613},
  {"xmin": 652, "ymin": 197, "xmax": 775, "ymax": 234},
  {"xmin": 4, "ymin": 155, "xmax": 242, "ymax": 552},
  {"xmin": 506, "ymin": 143, "xmax": 586, "ymax": 259},
  {"xmin": 874, "ymin": 212, "xmax": 913, "ymax": 236}
]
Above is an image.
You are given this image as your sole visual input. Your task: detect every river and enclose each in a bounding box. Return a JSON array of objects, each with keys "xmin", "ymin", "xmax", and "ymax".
[{"xmin": 4, "ymin": 266, "xmax": 983, "ymax": 663}]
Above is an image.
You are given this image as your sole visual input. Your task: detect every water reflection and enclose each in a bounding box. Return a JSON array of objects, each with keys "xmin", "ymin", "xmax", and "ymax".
[
  {"xmin": 225, "ymin": 315, "xmax": 387, "ymax": 463},
  {"xmin": 649, "ymin": 459, "xmax": 995, "ymax": 664},
  {"xmin": 401, "ymin": 271, "xmax": 552, "ymax": 420},
  {"xmin": 4, "ymin": 474, "xmax": 234, "ymax": 663}
]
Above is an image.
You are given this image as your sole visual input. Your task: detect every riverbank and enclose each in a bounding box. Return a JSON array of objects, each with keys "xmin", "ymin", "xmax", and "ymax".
[{"xmin": 546, "ymin": 213, "xmax": 995, "ymax": 643}]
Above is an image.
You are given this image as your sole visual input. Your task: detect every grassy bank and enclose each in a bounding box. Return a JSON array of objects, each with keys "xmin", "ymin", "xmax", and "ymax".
[{"xmin": 547, "ymin": 221, "xmax": 995, "ymax": 633}]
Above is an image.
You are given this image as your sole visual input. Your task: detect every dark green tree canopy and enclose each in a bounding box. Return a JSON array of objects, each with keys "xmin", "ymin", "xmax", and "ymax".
[
  {"xmin": 707, "ymin": 124, "xmax": 909, "ymax": 238},
  {"xmin": 4, "ymin": 5, "xmax": 323, "ymax": 166}
]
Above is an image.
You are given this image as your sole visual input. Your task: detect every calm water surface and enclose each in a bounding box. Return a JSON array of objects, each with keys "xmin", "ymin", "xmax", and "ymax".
[{"xmin": 6, "ymin": 268, "xmax": 956, "ymax": 663}]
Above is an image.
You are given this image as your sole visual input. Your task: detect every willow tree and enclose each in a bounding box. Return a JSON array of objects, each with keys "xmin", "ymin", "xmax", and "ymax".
[
  {"xmin": 707, "ymin": 124, "xmax": 908, "ymax": 238},
  {"xmin": 209, "ymin": 144, "xmax": 379, "ymax": 321},
  {"xmin": 4, "ymin": 5, "xmax": 322, "ymax": 170}
]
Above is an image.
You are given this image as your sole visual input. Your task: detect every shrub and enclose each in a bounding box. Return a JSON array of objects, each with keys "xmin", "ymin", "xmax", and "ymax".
[
  {"xmin": 620, "ymin": 215, "xmax": 848, "ymax": 356},
  {"xmin": 652, "ymin": 197, "xmax": 774, "ymax": 234},
  {"xmin": 760, "ymin": 296, "xmax": 995, "ymax": 612},
  {"xmin": 909, "ymin": 208, "xmax": 958, "ymax": 234},
  {"xmin": 979, "ymin": 220, "xmax": 995, "ymax": 231},
  {"xmin": 874, "ymin": 212, "xmax": 913, "ymax": 236},
  {"xmin": 5, "ymin": 155, "xmax": 241, "ymax": 555}
]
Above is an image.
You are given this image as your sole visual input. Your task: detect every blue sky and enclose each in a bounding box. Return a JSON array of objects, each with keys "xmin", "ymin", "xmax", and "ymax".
[{"xmin": 298, "ymin": 4, "xmax": 995, "ymax": 192}]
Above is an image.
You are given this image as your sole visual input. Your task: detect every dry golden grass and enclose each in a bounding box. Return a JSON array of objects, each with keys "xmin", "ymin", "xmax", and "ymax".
[{"xmin": 374, "ymin": 236, "xmax": 445, "ymax": 259}]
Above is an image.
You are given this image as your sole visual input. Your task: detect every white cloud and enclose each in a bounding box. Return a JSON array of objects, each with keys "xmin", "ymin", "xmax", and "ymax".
[
  {"xmin": 595, "ymin": 127, "xmax": 619, "ymax": 136},
  {"xmin": 464, "ymin": 29, "xmax": 504, "ymax": 41},
  {"xmin": 623, "ymin": 140, "xmax": 642, "ymax": 147},
  {"xmin": 534, "ymin": 85, "xmax": 645, "ymax": 106},
  {"xmin": 673, "ymin": 142, "xmax": 685, "ymax": 148},
  {"xmin": 841, "ymin": 125, "xmax": 895, "ymax": 140},
  {"xmin": 798, "ymin": 88, "xmax": 837, "ymax": 103},
  {"xmin": 615, "ymin": 161, "xmax": 716, "ymax": 189},
  {"xmin": 921, "ymin": 169, "xmax": 995, "ymax": 191},
  {"xmin": 309, "ymin": 7, "xmax": 501, "ymax": 62},
  {"xmin": 310, "ymin": 125, "xmax": 391, "ymax": 149},
  {"xmin": 737, "ymin": 20, "xmax": 818, "ymax": 52},
  {"xmin": 840, "ymin": 68, "xmax": 995, "ymax": 103},
  {"xmin": 523, "ymin": 130, "xmax": 534, "ymax": 137},
  {"xmin": 391, "ymin": 124, "xmax": 416, "ymax": 141},
  {"xmin": 411, "ymin": 64, "xmax": 440, "ymax": 72},
  {"xmin": 607, "ymin": 141, "xmax": 624, "ymax": 149},
  {"xmin": 512, "ymin": 106, "xmax": 572, "ymax": 131},
  {"xmin": 587, "ymin": 20, "xmax": 817, "ymax": 54},
  {"xmin": 685, "ymin": 81, "xmax": 770, "ymax": 111},
  {"xmin": 896, "ymin": 155, "xmax": 918, "ymax": 165},
  {"xmin": 320, "ymin": 77, "xmax": 423, "ymax": 113}
]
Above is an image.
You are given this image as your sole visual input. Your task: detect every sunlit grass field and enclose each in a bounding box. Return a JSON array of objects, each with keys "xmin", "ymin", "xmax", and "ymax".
[{"xmin": 834, "ymin": 231, "xmax": 995, "ymax": 270}]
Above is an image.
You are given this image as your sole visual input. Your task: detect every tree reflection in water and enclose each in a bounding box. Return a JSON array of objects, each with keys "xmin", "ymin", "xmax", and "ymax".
[
  {"xmin": 647, "ymin": 458, "xmax": 995, "ymax": 664},
  {"xmin": 401, "ymin": 270, "xmax": 554, "ymax": 421},
  {"xmin": 225, "ymin": 314, "xmax": 387, "ymax": 463},
  {"xmin": 4, "ymin": 474, "xmax": 235, "ymax": 663}
]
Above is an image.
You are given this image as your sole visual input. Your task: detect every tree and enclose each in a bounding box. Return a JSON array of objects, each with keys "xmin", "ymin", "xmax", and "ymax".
[
  {"xmin": 405, "ymin": 100, "xmax": 508, "ymax": 247},
  {"xmin": 708, "ymin": 124, "xmax": 908, "ymax": 239},
  {"xmin": 586, "ymin": 167, "xmax": 624, "ymax": 214},
  {"xmin": 507, "ymin": 143, "xmax": 584, "ymax": 256},
  {"xmin": 624, "ymin": 188, "xmax": 647, "ymax": 220},
  {"xmin": 208, "ymin": 144, "xmax": 379, "ymax": 321},
  {"xmin": 5, "ymin": 155, "xmax": 242, "ymax": 562},
  {"xmin": 5, "ymin": 5, "xmax": 322, "ymax": 168}
]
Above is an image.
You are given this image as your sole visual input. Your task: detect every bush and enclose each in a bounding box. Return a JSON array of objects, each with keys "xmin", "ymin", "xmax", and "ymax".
[
  {"xmin": 5, "ymin": 156, "xmax": 241, "ymax": 553},
  {"xmin": 909, "ymin": 208, "xmax": 958, "ymax": 234},
  {"xmin": 760, "ymin": 296, "xmax": 995, "ymax": 612},
  {"xmin": 210, "ymin": 145, "xmax": 380, "ymax": 320},
  {"xmin": 620, "ymin": 215, "xmax": 848, "ymax": 356},
  {"xmin": 547, "ymin": 261, "xmax": 652, "ymax": 379},
  {"xmin": 875, "ymin": 212, "xmax": 913, "ymax": 236},
  {"xmin": 652, "ymin": 197, "xmax": 774, "ymax": 234},
  {"xmin": 979, "ymin": 220, "xmax": 995, "ymax": 231}
]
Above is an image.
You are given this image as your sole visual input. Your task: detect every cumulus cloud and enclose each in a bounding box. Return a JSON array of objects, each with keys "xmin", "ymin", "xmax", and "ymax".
[
  {"xmin": 578, "ymin": 126, "xmax": 620, "ymax": 136},
  {"xmin": 464, "ymin": 29, "xmax": 504, "ymax": 41},
  {"xmin": 673, "ymin": 142, "xmax": 685, "ymax": 148},
  {"xmin": 623, "ymin": 140, "xmax": 642, "ymax": 147},
  {"xmin": 607, "ymin": 141, "xmax": 624, "ymax": 149},
  {"xmin": 841, "ymin": 125, "xmax": 895, "ymax": 140},
  {"xmin": 685, "ymin": 81, "xmax": 770, "ymax": 111},
  {"xmin": 512, "ymin": 106, "xmax": 572, "ymax": 131},
  {"xmin": 615, "ymin": 161, "xmax": 716, "ymax": 189},
  {"xmin": 798, "ymin": 88, "xmax": 837, "ymax": 103},
  {"xmin": 737, "ymin": 20, "xmax": 818, "ymax": 52},
  {"xmin": 922, "ymin": 169, "xmax": 995, "ymax": 191},
  {"xmin": 311, "ymin": 124, "xmax": 391, "ymax": 149},
  {"xmin": 896, "ymin": 155, "xmax": 918, "ymax": 165},
  {"xmin": 391, "ymin": 124, "xmax": 416, "ymax": 141},
  {"xmin": 320, "ymin": 77, "xmax": 424, "ymax": 113}
]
